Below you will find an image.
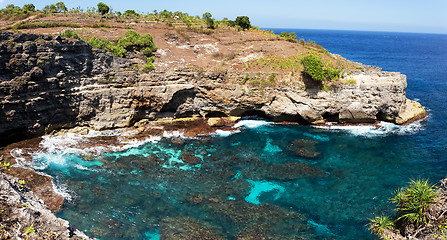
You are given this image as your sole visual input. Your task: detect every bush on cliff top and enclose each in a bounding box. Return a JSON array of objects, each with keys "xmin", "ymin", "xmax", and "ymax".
[
  {"xmin": 9, "ymin": 21, "xmax": 80, "ymax": 30},
  {"xmin": 88, "ymin": 30, "xmax": 157, "ymax": 58},
  {"xmin": 117, "ymin": 30, "xmax": 157, "ymax": 54},
  {"xmin": 60, "ymin": 29, "xmax": 79, "ymax": 39},
  {"xmin": 88, "ymin": 37, "xmax": 127, "ymax": 57},
  {"xmin": 301, "ymin": 54, "xmax": 341, "ymax": 82},
  {"xmin": 280, "ymin": 32, "xmax": 297, "ymax": 42},
  {"xmin": 0, "ymin": 4, "xmax": 36, "ymax": 20}
]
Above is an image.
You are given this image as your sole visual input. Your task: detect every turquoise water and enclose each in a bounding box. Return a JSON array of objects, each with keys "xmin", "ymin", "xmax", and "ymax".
[
  {"xmin": 21, "ymin": 30, "xmax": 447, "ymax": 239},
  {"xmin": 25, "ymin": 120, "xmax": 438, "ymax": 240}
]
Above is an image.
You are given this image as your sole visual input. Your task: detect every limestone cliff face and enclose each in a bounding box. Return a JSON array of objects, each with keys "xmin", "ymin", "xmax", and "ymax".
[{"xmin": 0, "ymin": 32, "xmax": 425, "ymax": 146}]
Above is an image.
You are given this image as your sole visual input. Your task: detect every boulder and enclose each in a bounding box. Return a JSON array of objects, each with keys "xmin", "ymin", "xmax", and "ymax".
[{"xmin": 395, "ymin": 98, "xmax": 427, "ymax": 124}]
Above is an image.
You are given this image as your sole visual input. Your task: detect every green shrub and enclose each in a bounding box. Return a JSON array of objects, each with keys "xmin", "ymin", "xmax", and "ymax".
[
  {"xmin": 301, "ymin": 54, "xmax": 325, "ymax": 81},
  {"xmin": 368, "ymin": 216, "xmax": 395, "ymax": 236},
  {"xmin": 60, "ymin": 29, "xmax": 79, "ymax": 39},
  {"xmin": 269, "ymin": 73, "xmax": 276, "ymax": 83},
  {"xmin": 117, "ymin": 30, "xmax": 157, "ymax": 55},
  {"xmin": 142, "ymin": 62, "xmax": 155, "ymax": 72},
  {"xmin": 97, "ymin": 2, "xmax": 110, "ymax": 15},
  {"xmin": 203, "ymin": 12, "xmax": 215, "ymax": 29},
  {"xmin": 301, "ymin": 54, "xmax": 341, "ymax": 82},
  {"xmin": 159, "ymin": 9, "xmax": 172, "ymax": 19},
  {"xmin": 88, "ymin": 36, "xmax": 126, "ymax": 57},
  {"xmin": 235, "ymin": 16, "xmax": 251, "ymax": 30},
  {"xmin": 182, "ymin": 16, "xmax": 192, "ymax": 27},
  {"xmin": 391, "ymin": 178, "xmax": 438, "ymax": 225},
  {"xmin": 88, "ymin": 30, "xmax": 157, "ymax": 58},
  {"xmin": 9, "ymin": 21, "xmax": 80, "ymax": 30},
  {"xmin": 324, "ymin": 68, "xmax": 341, "ymax": 80},
  {"xmin": 280, "ymin": 32, "xmax": 297, "ymax": 41},
  {"xmin": 123, "ymin": 10, "xmax": 139, "ymax": 17}
]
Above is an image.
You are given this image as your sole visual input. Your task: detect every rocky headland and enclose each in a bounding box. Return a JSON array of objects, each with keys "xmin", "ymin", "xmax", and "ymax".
[
  {"xmin": 0, "ymin": 11, "xmax": 427, "ymax": 239},
  {"xmin": 0, "ymin": 30, "xmax": 425, "ymax": 146}
]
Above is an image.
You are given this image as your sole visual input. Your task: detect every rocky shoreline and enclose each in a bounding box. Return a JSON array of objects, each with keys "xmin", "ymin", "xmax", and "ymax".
[{"xmin": 0, "ymin": 172, "xmax": 93, "ymax": 239}]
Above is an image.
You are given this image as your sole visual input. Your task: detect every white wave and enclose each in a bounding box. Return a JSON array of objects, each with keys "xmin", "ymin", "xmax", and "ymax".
[
  {"xmin": 75, "ymin": 164, "xmax": 89, "ymax": 171},
  {"xmin": 51, "ymin": 181, "xmax": 73, "ymax": 201},
  {"xmin": 9, "ymin": 148, "xmax": 27, "ymax": 167},
  {"xmin": 162, "ymin": 131, "xmax": 185, "ymax": 138},
  {"xmin": 118, "ymin": 136, "xmax": 163, "ymax": 150},
  {"xmin": 32, "ymin": 170, "xmax": 73, "ymax": 201},
  {"xmin": 235, "ymin": 120, "xmax": 271, "ymax": 129},
  {"xmin": 213, "ymin": 129, "xmax": 241, "ymax": 137},
  {"xmin": 312, "ymin": 120, "xmax": 424, "ymax": 137},
  {"xmin": 31, "ymin": 152, "xmax": 68, "ymax": 170}
]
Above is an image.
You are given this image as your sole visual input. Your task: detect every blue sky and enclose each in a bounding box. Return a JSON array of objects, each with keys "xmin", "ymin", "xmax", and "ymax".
[{"xmin": 1, "ymin": 0, "xmax": 446, "ymax": 34}]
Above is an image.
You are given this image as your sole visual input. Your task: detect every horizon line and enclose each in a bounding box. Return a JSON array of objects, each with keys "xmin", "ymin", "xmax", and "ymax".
[{"xmin": 262, "ymin": 27, "xmax": 447, "ymax": 36}]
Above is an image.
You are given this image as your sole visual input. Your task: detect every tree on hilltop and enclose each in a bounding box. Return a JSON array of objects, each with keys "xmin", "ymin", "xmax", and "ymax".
[
  {"xmin": 203, "ymin": 12, "xmax": 215, "ymax": 29},
  {"xmin": 97, "ymin": 2, "xmax": 110, "ymax": 15},
  {"xmin": 22, "ymin": 4, "xmax": 36, "ymax": 13},
  {"xmin": 235, "ymin": 16, "xmax": 251, "ymax": 30},
  {"xmin": 124, "ymin": 9, "xmax": 139, "ymax": 17},
  {"xmin": 55, "ymin": 2, "xmax": 67, "ymax": 12},
  {"xmin": 43, "ymin": 4, "xmax": 57, "ymax": 13}
]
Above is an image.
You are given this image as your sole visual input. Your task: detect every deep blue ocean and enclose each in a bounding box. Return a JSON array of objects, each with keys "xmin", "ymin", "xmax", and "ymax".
[{"xmin": 20, "ymin": 29, "xmax": 447, "ymax": 239}]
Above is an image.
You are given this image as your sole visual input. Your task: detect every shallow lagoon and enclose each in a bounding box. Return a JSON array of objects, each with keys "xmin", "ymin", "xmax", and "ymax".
[{"xmin": 20, "ymin": 119, "xmax": 440, "ymax": 240}]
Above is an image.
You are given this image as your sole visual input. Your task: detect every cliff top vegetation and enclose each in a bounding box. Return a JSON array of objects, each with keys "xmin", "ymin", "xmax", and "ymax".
[{"xmin": 0, "ymin": 2, "xmax": 365, "ymax": 90}]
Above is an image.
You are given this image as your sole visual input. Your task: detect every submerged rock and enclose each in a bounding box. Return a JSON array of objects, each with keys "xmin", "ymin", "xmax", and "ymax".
[
  {"xmin": 205, "ymin": 200, "xmax": 315, "ymax": 239},
  {"xmin": 160, "ymin": 216, "xmax": 225, "ymax": 240},
  {"xmin": 242, "ymin": 161, "xmax": 328, "ymax": 181},
  {"xmin": 182, "ymin": 154, "xmax": 202, "ymax": 165},
  {"xmin": 289, "ymin": 139, "xmax": 323, "ymax": 158},
  {"xmin": 189, "ymin": 195, "xmax": 204, "ymax": 204}
]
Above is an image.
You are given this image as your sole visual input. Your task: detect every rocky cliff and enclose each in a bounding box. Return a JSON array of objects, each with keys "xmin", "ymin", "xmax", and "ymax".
[{"xmin": 0, "ymin": 31, "xmax": 426, "ymax": 146}]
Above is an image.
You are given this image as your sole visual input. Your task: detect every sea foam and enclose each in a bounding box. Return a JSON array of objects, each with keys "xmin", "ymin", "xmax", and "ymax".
[{"xmin": 313, "ymin": 120, "xmax": 425, "ymax": 137}]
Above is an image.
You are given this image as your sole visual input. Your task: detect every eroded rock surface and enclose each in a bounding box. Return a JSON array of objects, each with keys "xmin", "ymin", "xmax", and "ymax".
[{"xmin": 0, "ymin": 172, "xmax": 93, "ymax": 239}]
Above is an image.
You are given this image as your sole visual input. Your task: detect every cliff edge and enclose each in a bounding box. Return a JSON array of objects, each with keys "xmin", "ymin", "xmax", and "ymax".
[{"xmin": 0, "ymin": 30, "xmax": 425, "ymax": 146}]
